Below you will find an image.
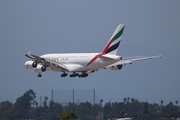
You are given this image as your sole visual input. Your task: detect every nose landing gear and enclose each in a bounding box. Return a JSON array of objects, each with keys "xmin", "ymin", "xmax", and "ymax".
[{"xmin": 37, "ymin": 73, "xmax": 42, "ymax": 77}]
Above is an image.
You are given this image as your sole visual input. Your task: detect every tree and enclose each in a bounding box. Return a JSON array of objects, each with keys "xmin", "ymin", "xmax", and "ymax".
[
  {"xmin": 49, "ymin": 101, "xmax": 63, "ymax": 114},
  {"xmin": 0, "ymin": 101, "xmax": 14, "ymax": 119},
  {"xmin": 104, "ymin": 102, "xmax": 111, "ymax": 112},
  {"xmin": 35, "ymin": 101, "xmax": 38, "ymax": 107},
  {"xmin": 175, "ymin": 100, "xmax": 178, "ymax": 106},
  {"xmin": 100, "ymin": 99, "xmax": 103, "ymax": 106},
  {"xmin": 127, "ymin": 97, "xmax": 130, "ymax": 103},
  {"xmin": 160, "ymin": 100, "xmax": 163, "ymax": 106},
  {"xmin": 143, "ymin": 102, "xmax": 148, "ymax": 113},
  {"xmin": 123, "ymin": 98, "xmax": 127, "ymax": 104},
  {"xmin": 120, "ymin": 109, "xmax": 125, "ymax": 118},
  {"xmin": 80, "ymin": 114, "xmax": 94, "ymax": 120},
  {"xmin": 14, "ymin": 89, "xmax": 36, "ymax": 118},
  {"xmin": 131, "ymin": 98, "xmax": 135, "ymax": 103},
  {"xmin": 168, "ymin": 102, "xmax": 173, "ymax": 107},
  {"xmin": 58, "ymin": 111, "xmax": 77, "ymax": 120},
  {"xmin": 43, "ymin": 96, "xmax": 48, "ymax": 108},
  {"xmin": 44, "ymin": 96, "xmax": 48, "ymax": 101}
]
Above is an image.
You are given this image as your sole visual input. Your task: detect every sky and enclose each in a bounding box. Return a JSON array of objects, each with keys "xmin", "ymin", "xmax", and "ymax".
[{"xmin": 0, "ymin": 1, "xmax": 180, "ymax": 105}]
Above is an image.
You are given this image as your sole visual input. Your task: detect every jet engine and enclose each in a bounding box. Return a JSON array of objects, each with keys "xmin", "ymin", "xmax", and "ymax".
[
  {"xmin": 25, "ymin": 61, "xmax": 34, "ymax": 69},
  {"xmin": 110, "ymin": 65, "xmax": 123, "ymax": 71},
  {"xmin": 32, "ymin": 61, "xmax": 37, "ymax": 68},
  {"xmin": 34, "ymin": 65, "xmax": 46, "ymax": 73}
]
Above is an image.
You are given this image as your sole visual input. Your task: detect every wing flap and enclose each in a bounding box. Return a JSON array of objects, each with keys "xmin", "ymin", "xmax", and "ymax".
[{"xmin": 44, "ymin": 59, "xmax": 71, "ymax": 72}]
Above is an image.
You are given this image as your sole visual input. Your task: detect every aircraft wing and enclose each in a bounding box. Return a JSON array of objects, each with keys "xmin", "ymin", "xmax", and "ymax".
[
  {"xmin": 25, "ymin": 51, "xmax": 45, "ymax": 62},
  {"xmin": 108, "ymin": 55, "xmax": 162, "ymax": 67},
  {"xmin": 25, "ymin": 51, "xmax": 71, "ymax": 72}
]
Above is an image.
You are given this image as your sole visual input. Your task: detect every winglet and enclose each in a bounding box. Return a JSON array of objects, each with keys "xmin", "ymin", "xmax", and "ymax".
[
  {"xmin": 159, "ymin": 55, "xmax": 162, "ymax": 59},
  {"xmin": 28, "ymin": 51, "xmax": 31, "ymax": 55},
  {"xmin": 25, "ymin": 51, "xmax": 34, "ymax": 59},
  {"xmin": 26, "ymin": 51, "xmax": 31, "ymax": 56},
  {"xmin": 150, "ymin": 55, "xmax": 162, "ymax": 59}
]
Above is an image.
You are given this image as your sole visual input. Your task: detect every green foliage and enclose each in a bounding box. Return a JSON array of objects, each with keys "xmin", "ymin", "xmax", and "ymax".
[
  {"xmin": 0, "ymin": 90, "xmax": 180, "ymax": 120},
  {"xmin": 143, "ymin": 102, "xmax": 148, "ymax": 113},
  {"xmin": 58, "ymin": 111, "xmax": 77, "ymax": 120},
  {"xmin": 0, "ymin": 101, "xmax": 16, "ymax": 119},
  {"xmin": 78, "ymin": 114, "xmax": 94, "ymax": 120},
  {"xmin": 14, "ymin": 89, "xmax": 36, "ymax": 118},
  {"xmin": 120, "ymin": 109, "xmax": 125, "ymax": 118}
]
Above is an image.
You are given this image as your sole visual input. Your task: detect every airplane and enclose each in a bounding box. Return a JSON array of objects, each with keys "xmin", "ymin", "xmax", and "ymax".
[{"xmin": 25, "ymin": 24, "xmax": 161, "ymax": 78}]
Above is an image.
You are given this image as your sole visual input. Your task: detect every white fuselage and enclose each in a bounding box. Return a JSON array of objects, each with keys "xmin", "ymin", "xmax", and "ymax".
[{"xmin": 25, "ymin": 53, "xmax": 120, "ymax": 73}]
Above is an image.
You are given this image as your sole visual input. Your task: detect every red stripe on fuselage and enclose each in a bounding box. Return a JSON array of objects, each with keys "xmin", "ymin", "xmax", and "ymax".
[{"xmin": 86, "ymin": 55, "xmax": 98, "ymax": 67}]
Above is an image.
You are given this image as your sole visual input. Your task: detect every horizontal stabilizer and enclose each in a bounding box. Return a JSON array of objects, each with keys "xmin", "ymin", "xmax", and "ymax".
[
  {"xmin": 98, "ymin": 54, "xmax": 121, "ymax": 60},
  {"xmin": 108, "ymin": 55, "xmax": 161, "ymax": 67}
]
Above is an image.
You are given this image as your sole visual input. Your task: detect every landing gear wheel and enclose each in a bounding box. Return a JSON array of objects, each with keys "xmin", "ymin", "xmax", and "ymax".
[
  {"xmin": 61, "ymin": 72, "xmax": 68, "ymax": 77},
  {"xmin": 79, "ymin": 73, "xmax": 88, "ymax": 78},
  {"xmin": 37, "ymin": 73, "xmax": 42, "ymax": 77},
  {"xmin": 70, "ymin": 73, "xmax": 80, "ymax": 78}
]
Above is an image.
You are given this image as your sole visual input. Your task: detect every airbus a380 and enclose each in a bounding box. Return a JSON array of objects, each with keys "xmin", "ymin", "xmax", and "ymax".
[{"xmin": 25, "ymin": 24, "xmax": 161, "ymax": 78}]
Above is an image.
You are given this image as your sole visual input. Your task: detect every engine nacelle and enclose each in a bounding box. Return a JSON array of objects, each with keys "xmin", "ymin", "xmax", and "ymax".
[
  {"xmin": 25, "ymin": 61, "xmax": 47, "ymax": 72},
  {"xmin": 41, "ymin": 65, "xmax": 46, "ymax": 72},
  {"xmin": 25, "ymin": 61, "xmax": 34, "ymax": 69},
  {"xmin": 32, "ymin": 61, "xmax": 37, "ymax": 68},
  {"xmin": 34, "ymin": 65, "xmax": 46, "ymax": 73},
  {"xmin": 110, "ymin": 65, "xmax": 123, "ymax": 71}
]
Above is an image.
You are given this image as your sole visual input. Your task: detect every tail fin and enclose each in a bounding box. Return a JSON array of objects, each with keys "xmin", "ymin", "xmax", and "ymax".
[{"xmin": 101, "ymin": 24, "xmax": 125, "ymax": 55}]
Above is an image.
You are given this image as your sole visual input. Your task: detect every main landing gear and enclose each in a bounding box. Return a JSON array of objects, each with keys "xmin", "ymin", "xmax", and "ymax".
[
  {"xmin": 70, "ymin": 73, "xmax": 79, "ymax": 78},
  {"xmin": 37, "ymin": 72, "xmax": 88, "ymax": 78},
  {"xmin": 78, "ymin": 73, "xmax": 88, "ymax": 78},
  {"xmin": 61, "ymin": 72, "xmax": 68, "ymax": 77},
  {"xmin": 69, "ymin": 72, "xmax": 88, "ymax": 78}
]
